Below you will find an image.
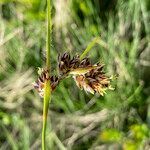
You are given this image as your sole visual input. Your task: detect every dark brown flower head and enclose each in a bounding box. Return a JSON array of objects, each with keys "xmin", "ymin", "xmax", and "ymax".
[
  {"xmin": 58, "ymin": 52, "xmax": 92, "ymax": 76},
  {"xmin": 73, "ymin": 63, "xmax": 114, "ymax": 96},
  {"xmin": 33, "ymin": 69, "xmax": 59, "ymax": 97},
  {"xmin": 58, "ymin": 52, "xmax": 72, "ymax": 75}
]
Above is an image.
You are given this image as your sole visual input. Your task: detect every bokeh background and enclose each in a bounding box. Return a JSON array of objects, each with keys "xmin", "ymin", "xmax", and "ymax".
[{"xmin": 0, "ymin": 0, "xmax": 150, "ymax": 149}]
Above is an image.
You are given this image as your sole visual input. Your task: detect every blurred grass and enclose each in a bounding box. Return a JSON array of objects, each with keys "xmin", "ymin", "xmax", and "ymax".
[{"xmin": 0, "ymin": 0, "xmax": 150, "ymax": 149}]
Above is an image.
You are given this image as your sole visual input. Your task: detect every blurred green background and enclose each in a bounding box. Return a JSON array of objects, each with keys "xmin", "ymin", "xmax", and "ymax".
[{"xmin": 0, "ymin": 0, "xmax": 150, "ymax": 149}]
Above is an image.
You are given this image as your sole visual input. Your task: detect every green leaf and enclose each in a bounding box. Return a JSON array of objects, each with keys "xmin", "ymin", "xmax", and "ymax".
[{"xmin": 99, "ymin": 129, "xmax": 123, "ymax": 142}]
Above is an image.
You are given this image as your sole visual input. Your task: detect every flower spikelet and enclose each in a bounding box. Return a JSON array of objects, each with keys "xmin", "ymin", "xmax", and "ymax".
[
  {"xmin": 33, "ymin": 69, "xmax": 59, "ymax": 97},
  {"xmin": 73, "ymin": 63, "xmax": 114, "ymax": 96},
  {"xmin": 58, "ymin": 52, "xmax": 91, "ymax": 76}
]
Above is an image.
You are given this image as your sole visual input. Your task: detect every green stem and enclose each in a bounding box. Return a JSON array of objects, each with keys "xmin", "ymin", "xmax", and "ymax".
[
  {"xmin": 42, "ymin": 0, "xmax": 51, "ymax": 150},
  {"xmin": 80, "ymin": 37, "xmax": 100, "ymax": 60},
  {"xmin": 46, "ymin": 0, "xmax": 51, "ymax": 69},
  {"xmin": 42, "ymin": 80, "xmax": 51, "ymax": 150}
]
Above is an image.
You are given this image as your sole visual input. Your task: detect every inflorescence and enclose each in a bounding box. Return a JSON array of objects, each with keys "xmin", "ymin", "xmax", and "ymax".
[{"xmin": 33, "ymin": 52, "xmax": 114, "ymax": 97}]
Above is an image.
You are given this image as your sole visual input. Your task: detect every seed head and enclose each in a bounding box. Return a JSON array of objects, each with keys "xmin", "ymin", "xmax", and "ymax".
[
  {"xmin": 73, "ymin": 63, "xmax": 114, "ymax": 96},
  {"xmin": 33, "ymin": 69, "xmax": 59, "ymax": 97}
]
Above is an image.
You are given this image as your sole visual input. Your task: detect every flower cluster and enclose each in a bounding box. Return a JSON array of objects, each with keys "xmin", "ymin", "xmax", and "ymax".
[
  {"xmin": 33, "ymin": 69, "xmax": 59, "ymax": 97},
  {"xmin": 74, "ymin": 64, "xmax": 114, "ymax": 96},
  {"xmin": 58, "ymin": 52, "xmax": 91, "ymax": 76},
  {"xmin": 34, "ymin": 52, "xmax": 114, "ymax": 97}
]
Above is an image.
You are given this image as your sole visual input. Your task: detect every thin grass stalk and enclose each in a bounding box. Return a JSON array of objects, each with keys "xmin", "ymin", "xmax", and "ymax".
[
  {"xmin": 46, "ymin": 0, "xmax": 51, "ymax": 68},
  {"xmin": 80, "ymin": 37, "xmax": 100, "ymax": 60},
  {"xmin": 79, "ymin": 37, "xmax": 109, "ymax": 62},
  {"xmin": 42, "ymin": 0, "xmax": 51, "ymax": 149}
]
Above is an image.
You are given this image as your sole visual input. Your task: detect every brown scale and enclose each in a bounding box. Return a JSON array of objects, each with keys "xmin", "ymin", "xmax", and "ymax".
[
  {"xmin": 79, "ymin": 58, "xmax": 91, "ymax": 68},
  {"xmin": 58, "ymin": 52, "xmax": 72, "ymax": 75},
  {"xmin": 69, "ymin": 55, "xmax": 80, "ymax": 69}
]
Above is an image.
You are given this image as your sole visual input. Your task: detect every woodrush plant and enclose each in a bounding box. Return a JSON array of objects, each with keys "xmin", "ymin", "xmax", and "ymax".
[{"xmin": 33, "ymin": 0, "xmax": 114, "ymax": 149}]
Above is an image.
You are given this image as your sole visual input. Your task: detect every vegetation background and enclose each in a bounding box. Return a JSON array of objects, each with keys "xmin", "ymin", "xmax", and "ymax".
[{"xmin": 0, "ymin": 0, "xmax": 150, "ymax": 149}]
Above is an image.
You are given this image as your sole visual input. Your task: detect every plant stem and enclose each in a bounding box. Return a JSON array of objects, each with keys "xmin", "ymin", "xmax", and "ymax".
[
  {"xmin": 80, "ymin": 37, "xmax": 100, "ymax": 60},
  {"xmin": 42, "ymin": 80, "xmax": 51, "ymax": 150},
  {"xmin": 80, "ymin": 36, "xmax": 109, "ymax": 60},
  {"xmin": 42, "ymin": 0, "xmax": 51, "ymax": 150},
  {"xmin": 46, "ymin": 0, "xmax": 51, "ymax": 69}
]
